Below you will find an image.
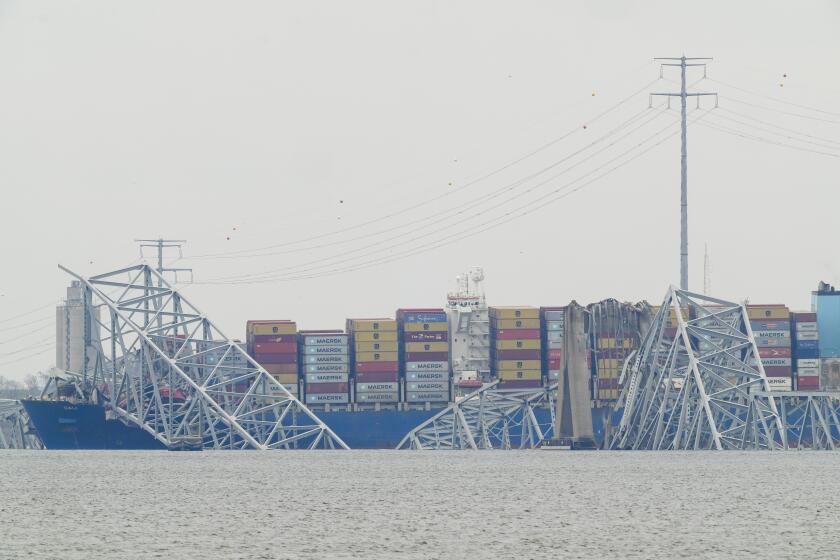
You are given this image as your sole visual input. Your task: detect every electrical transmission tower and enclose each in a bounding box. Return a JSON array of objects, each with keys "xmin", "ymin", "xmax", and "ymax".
[
  {"xmin": 651, "ymin": 56, "xmax": 718, "ymax": 291},
  {"xmin": 135, "ymin": 238, "xmax": 193, "ymax": 284}
]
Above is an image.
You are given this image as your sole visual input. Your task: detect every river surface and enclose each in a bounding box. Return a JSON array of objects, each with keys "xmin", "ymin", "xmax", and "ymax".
[{"xmin": 1, "ymin": 450, "xmax": 838, "ymax": 559}]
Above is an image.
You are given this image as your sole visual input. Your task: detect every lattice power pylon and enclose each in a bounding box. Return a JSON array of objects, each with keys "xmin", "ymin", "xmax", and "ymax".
[
  {"xmin": 395, "ymin": 381, "xmax": 555, "ymax": 450},
  {"xmin": 60, "ymin": 263, "xmax": 348, "ymax": 450},
  {"xmin": 612, "ymin": 287, "xmax": 786, "ymax": 450}
]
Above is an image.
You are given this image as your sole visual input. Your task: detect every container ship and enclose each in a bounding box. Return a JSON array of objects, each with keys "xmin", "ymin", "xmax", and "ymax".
[{"xmin": 18, "ymin": 274, "xmax": 840, "ymax": 450}]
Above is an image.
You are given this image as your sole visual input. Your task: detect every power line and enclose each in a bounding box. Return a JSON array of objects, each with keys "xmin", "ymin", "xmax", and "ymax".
[
  {"xmin": 200, "ymin": 110, "xmax": 709, "ymax": 285},
  {"xmin": 707, "ymin": 77, "xmax": 840, "ymax": 118},
  {"xmin": 0, "ymin": 346, "xmax": 54, "ymax": 367},
  {"xmin": 204, "ymin": 107, "xmax": 675, "ymax": 283},
  {"xmin": 0, "ymin": 301, "xmax": 58, "ymax": 325},
  {"xmin": 0, "ymin": 315, "xmax": 53, "ymax": 334},
  {"xmin": 717, "ymin": 94, "xmax": 840, "ymax": 125},
  {"xmin": 697, "ymin": 119, "xmax": 840, "ymax": 158},
  {"xmin": 715, "ymin": 106, "xmax": 840, "ymax": 147},
  {"xmin": 709, "ymin": 111, "xmax": 840, "ymax": 151},
  {"xmin": 188, "ymin": 77, "xmax": 663, "ymax": 260},
  {"xmin": 0, "ymin": 337, "xmax": 54, "ymax": 357},
  {"xmin": 0, "ymin": 323, "xmax": 56, "ymax": 345}
]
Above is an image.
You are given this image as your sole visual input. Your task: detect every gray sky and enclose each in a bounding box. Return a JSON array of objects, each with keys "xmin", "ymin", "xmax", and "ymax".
[{"xmin": 1, "ymin": 1, "xmax": 839, "ymax": 379}]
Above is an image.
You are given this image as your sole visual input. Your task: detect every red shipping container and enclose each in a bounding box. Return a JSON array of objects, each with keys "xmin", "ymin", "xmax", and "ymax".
[
  {"xmin": 252, "ymin": 352, "xmax": 297, "ymax": 364},
  {"xmin": 548, "ymin": 358, "xmax": 561, "ymax": 369},
  {"xmin": 547, "ymin": 349, "xmax": 562, "ymax": 359},
  {"xmin": 497, "ymin": 380, "xmax": 542, "ymax": 389},
  {"xmin": 758, "ymin": 347, "xmax": 792, "ymax": 358},
  {"xmin": 797, "ymin": 376, "xmax": 820, "ymax": 389},
  {"xmin": 355, "ymin": 371, "xmax": 400, "ymax": 382},
  {"xmin": 405, "ymin": 351, "xmax": 448, "ymax": 362},
  {"xmin": 249, "ymin": 334, "xmax": 298, "ymax": 344},
  {"xmin": 403, "ymin": 331, "xmax": 449, "ymax": 342},
  {"xmin": 263, "ymin": 363, "xmax": 298, "ymax": 375},
  {"xmin": 495, "ymin": 349, "xmax": 541, "ymax": 360},
  {"xmin": 354, "ymin": 361, "xmax": 400, "ymax": 373},
  {"xmin": 793, "ymin": 312, "xmax": 817, "ymax": 322},
  {"xmin": 252, "ymin": 342, "xmax": 297, "ymax": 353},
  {"xmin": 494, "ymin": 329, "xmax": 541, "ymax": 340},
  {"xmin": 305, "ymin": 382, "xmax": 348, "ymax": 394},
  {"xmin": 764, "ymin": 366, "xmax": 792, "ymax": 377}
]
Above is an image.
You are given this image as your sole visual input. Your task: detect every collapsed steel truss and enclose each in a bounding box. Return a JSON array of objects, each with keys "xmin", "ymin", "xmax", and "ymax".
[
  {"xmin": 60, "ymin": 263, "xmax": 348, "ymax": 450},
  {"xmin": 0, "ymin": 400, "xmax": 42, "ymax": 450},
  {"xmin": 769, "ymin": 392, "xmax": 840, "ymax": 450},
  {"xmin": 612, "ymin": 287, "xmax": 786, "ymax": 450},
  {"xmin": 395, "ymin": 381, "xmax": 556, "ymax": 449}
]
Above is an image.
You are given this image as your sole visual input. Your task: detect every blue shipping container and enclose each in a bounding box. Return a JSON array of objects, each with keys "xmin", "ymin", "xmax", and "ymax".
[{"xmin": 402, "ymin": 312, "xmax": 447, "ymax": 323}]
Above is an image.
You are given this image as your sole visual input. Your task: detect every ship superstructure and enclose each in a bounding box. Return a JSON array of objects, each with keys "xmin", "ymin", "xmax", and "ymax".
[{"xmin": 446, "ymin": 268, "xmax": 491, "ymax": 385}]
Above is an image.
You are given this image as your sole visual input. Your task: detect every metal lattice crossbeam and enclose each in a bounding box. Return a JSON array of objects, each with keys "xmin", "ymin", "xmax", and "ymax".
[
  {"xmin": 0, "ymin": 400, "xmax": 42, "ymax": 450},
  {"xmin": 60, "ymin": 263, "xmax": 348, "ymax": 450},
  {"xmin": 612, "ymin": 287, "xmax": 786, "ymax": 450},
  {"xmin": 396, "ymin": 382, "xmax": 556, "ymax": 450}
]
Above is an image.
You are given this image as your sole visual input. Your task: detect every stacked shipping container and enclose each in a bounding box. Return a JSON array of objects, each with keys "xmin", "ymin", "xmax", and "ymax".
[
  {"xmin": 398, "ymin": 309, "xmax": 450, "ymax": 403},
  {"xmin": 589, "ymin": 300, "xmax": 639, "ymax": 401},
  {"xmin": 246, "ymin": 320, "xmax": 299, "ymax": 397},
  {"xmin": 747, "ymin": 305, "xmax": 792, "ymax": 391},
  {"xmin": 540, "ymin": 307, "xmax": 565, "ymax": 386},
  {"xmin": 299, "ymin": 330, "xmax": 350, "ymax": 405},
  {"xmin": 791, "ymin": 312, "xmax": 820, "ymax": 390},
  {"xmin": 489, "ymin": 306, "xmax": 542, "ymax": 389},
  {"xmin": 348, "ymin": 318, "xmax": 400, "ymax": 404}
]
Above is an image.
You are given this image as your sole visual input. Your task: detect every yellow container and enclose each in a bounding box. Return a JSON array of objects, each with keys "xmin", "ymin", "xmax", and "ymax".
[
  {"xmin": 271, "ymin": 373, "xmax": 298, "ymax": 384},
  {"xmin": 354, "ymin": 331, "xmax": 398, "ymax": 342},
  {"xmin": 747, "ymin": 305, "xmax": 790, "ymax": 320},
  {"xmin": 403, "ymin": 322, "xmax": 448, "ymax": 332},
  {"xmin": 598, "ymin": 369, "xmax": 620, "ymax": 379},
  {"xmin": 497, "ymin": 360, "xmax": 541, "ymax": 371},
  {"xmin": 489, "ymin": 307, "xmax": 540, "ymax": 320},
  {"xmin": 355, "ymin": 351, "xmax": 398, "ymax": 362},
  {"xmin": 404, "ymin": 342, "xmax": 449, "ymax": 353},
  {"xmin": 596, "ymin": 338, "xmax": 633, "ymax": 349},
  {"xmin": 355, "ymin": 341, "xmax": 398, "ymax": 352},
  {"xmin": 495, "ymin": 339, "xmax": 541, "ymax": 350},
  {"xmin": 597, "ymin": 359, "xmax": 621, "ymax": 370},
  {"xmin": 493, "ymin": 318, "xmax": 541, "ymax": 329},
  {"xmin": 348, "ymin": 319, "xmax": 397, "ymax": 332},
  {"xmin": 248, "ymin": 322, "xmax": 297, "ymax": 336},
  {"xmin": 498, "ymin": 369, "xmax": 541, "ymax": 381}
]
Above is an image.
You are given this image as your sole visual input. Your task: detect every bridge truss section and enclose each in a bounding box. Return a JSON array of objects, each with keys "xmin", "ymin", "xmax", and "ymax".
[
  {"xmin": 611, "ymin": 287, "xmax": 786, "ymax": 450},
  {"xmin": 60, "ymin": 263, "xmax": 348, "ymax": 450},
  {"xmin": 396, "ymin": 381, "xmax": 556, "ymax": 450},
  {"xmin": 0, "ymin": 400, "xmax": 43, "ymax": 450},
  {"xmin": 769, "ymin": 392, "xmax": 840, "ymax": 450}
]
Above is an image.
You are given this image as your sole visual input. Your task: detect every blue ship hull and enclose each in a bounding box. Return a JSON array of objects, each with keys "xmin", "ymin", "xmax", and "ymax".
[{"xmin": 20, "ymin": 399, "xmax": 618, "ymax": 449}]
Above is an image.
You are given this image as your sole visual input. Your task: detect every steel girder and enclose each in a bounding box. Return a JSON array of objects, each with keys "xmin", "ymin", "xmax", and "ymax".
[
  {"xmin": 59, "ymin": 263, "xmax": 348, "ymax": 450},
  {"xmin": 0, "ymin": 400, "xmax": 43, "ymax": 450},
  {"xmin": 395, "ymin": 381, "xmax": 556, "ymax": 449},
  {"xmin": 611, "ymin": 287, "xmax": 786, "ymax": 450},
  {"xmin": 768, "ymin": 392, "xmax": 840, "ymax": 450}
]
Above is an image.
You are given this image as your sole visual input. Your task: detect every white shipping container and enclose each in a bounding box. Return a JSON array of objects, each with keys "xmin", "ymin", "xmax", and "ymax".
[
  {"xmin": 754, "ymin": 337, "xmax": 791, "ymax": 348},
  {"xmin": 302, "ymin": 345, "xmax": 348, "ymax": 355},
  {"xmin": 795, "ymin": 331, "xmax": 819, "ymax": 341},
  {"xmin": 303, "ymin": 335, "xmax": 349, "ymax": 346},
  {"xmin": 355, "ymin": 392, "xmax": 399, "ymax": 403},
  {"xmin": 406, "ymin": 370, "xmax": 449, "ymax": 382},
  {"xmin": 355, "ymin": 382, "xmax": 399, "ymax": 393},
  {"xmin": 406, "ymin": 381, "xmax": 448, "ymax": 392},
  {"xmin": 305, "ymin": 355, "xmax": 348, "ymax": 364},
  {"xmin": 545, "ymin": 320, "xmax": 564, "ymax": 331},
  {"xmin": 546, "ymin": 340, "xmax": 564, "ymax": 349},
  {"xmin": 406, "ymin": 361, "xmax": 449, "ymax": 371},
  {"xmin": 797, "ymin": 367, "xmax": 820, "ymax": 377},
  {"xmin": 305, "ymin": 393, "xmax": 349, "ymax": 404},
  {"xmin": 546, "ymin": 331, "xmax": 563, "ymax": 341},
  {"xmin": 765, "ymin": 377, "xmax": 792, "ymax": 391},
  {"xmin": 305, "ymin": 363, "xmax": 349, "ymax": 374},
  {"xmin": 794, "ymin": 322, "xmax": 818, "ymax": 332},
  {"xmin": 405, "ymin": 391, "xmax": 449, "ymax": 402},
  {"xmin": 547, "ymin": 370, "xmax": 560, "ymax": 380},
  {"xmin": 750, "ymin": 357, "xmax": 791, "ymax": 367},
  {"xmin": 306, "ymin": 373, "xmax": 349, "ymax": 384},
  {"xmin": 269, "ymin": 381, "xmax": 298, "ymax": 395},
  {"xmin": 544, "ymin": 311, "xmax": 565, "ymax": 321},
  {"xmin": 797, "ymin": 359, "xmax": 820, "ymax": 369}
]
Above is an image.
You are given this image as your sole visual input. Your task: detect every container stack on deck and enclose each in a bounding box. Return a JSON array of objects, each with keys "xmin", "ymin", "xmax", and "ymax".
[
  {"xmin": 540, "ymin": 307, "xmax": 565, "ymax": 386},
  {"xmin": 246, "ymin": 320, "xmax": 299, "ymax": 397},
  {"xmin": 791, "ymin": 312, "xmax": 820, "ymax": 391},
  {"xmin": 299, "ymin": 330, "xmax": 350, "ymax": 406},
  {"xmin": 748, "ymin": 305, "xmax": 792, "ymax": 391},
  {"xmin": 589, "ymin": 300, "xmax": 638, "ymax": 402},
  {"xmin": 348, "ymin": 318, "xmax": 400, "ymax": 405},
  {"xmin": 489, "ymin": 306, "xmax": 542, "ymax": 389},
  {"xmin": 398, "ymin": 308, "xmax": 451, "ymax": 404}
]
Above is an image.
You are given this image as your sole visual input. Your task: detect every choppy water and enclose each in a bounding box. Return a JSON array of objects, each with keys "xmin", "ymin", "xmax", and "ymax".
[{"xmin": 2, "ymin": 451, "xmax": 839, "ymax": 559}]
